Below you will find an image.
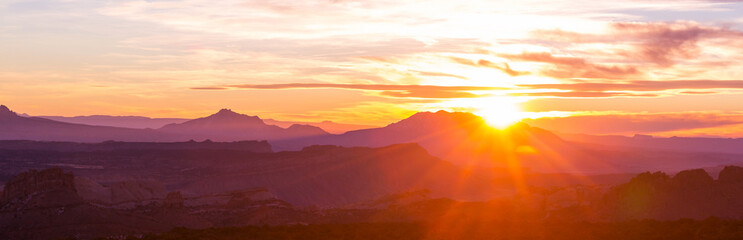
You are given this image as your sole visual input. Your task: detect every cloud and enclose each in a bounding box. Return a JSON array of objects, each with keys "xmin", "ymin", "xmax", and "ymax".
[
  {"xmin": 190, "ymin": 87, "xmax": 228, "ymax": 90},
  {"xmin": 612, "ymin": 22, "xmax": 740, "ymax": 66},
  {"xmin": 192, "ymin": 83, "xmax": 507, "ymax": 99},
  {"xmin": 532, "ymin": 21, "xmax": 743, "ymax": 67},
  {"xmin": 410, "ymin": 70, "xmax": 467, "ymax": 79},
  {"xmin": 221, "ymin": 83, "xmax": 508, "ymax": 91},
  {"xmin": 379, "ymin": 90, "xmax": 485, "ymax": 98},
  {"xmin": 523, "ymin": 112, "xmax": 743, "ymax": 136},
  {"xmin": 518, "ymin": 80, "xmax": 743, "ymax": 92},
  {"xmin": 497, "ymin": 52, "xmax": 640, "ymax": 79},
  {"xmin": 448, "ymin": 57, "xmax": 530, "ymax": 77},
  {"xmin": 510, "ymin": 91, "xmax": 658, "ymax": 98},
  {"xmin": 192, "ymin": 80, "xmax": 743, "ymax": 99}
]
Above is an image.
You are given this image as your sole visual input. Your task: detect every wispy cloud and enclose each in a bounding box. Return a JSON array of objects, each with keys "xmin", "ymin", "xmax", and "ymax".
[
  {"xmin": 524, "ymin": 111, "xmax": 743, "ymax": 136},
  {"xmin": 217, "ymin": 83, "xmax": 509, "ymax": 91},
  {"xmin": 532, "ymin": 21, "xmax": 743, "ymax": 66},
  {"xmin": 496, "ymin": 52, "xmax": 640, "ymax": 79},
  {"xmin": 448, "ymin": 57, "xmax": 530, "ymax": 77},
  {"xmin": 519, "ymin": 80, "xmax": 743, "ymax": 91},
  {"xmin": 193, "ymin": 83, "xmax": 507, "ymax": 99}
]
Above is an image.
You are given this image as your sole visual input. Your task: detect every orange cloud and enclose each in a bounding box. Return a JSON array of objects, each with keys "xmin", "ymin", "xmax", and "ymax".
[
  {"xmin": 192, "ymin": 83, "xmax": 507, "ymax": 99},
  {"xmin": 524, "ymin": 112, "xmax": 743, "ymax": 137},
  {"xmin": 448, "ymin": 57, "xmax": 530, "ymax": 77},
  {"xmin": 510, "ymin": 91, "xmax": 658, "ymax": 98},
  {"xmin": 518, "ymin": 80, "xmax": 743, "ymax": 92},
  {"xmin": 497, "ymin": 52, "xmax": 640, "ymax": 79},
  {"xmin": 532, "ymin": 21, "xmax": 743, "ymax": 67}
]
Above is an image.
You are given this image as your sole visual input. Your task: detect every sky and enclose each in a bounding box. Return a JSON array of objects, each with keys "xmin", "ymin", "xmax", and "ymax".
[{"xmin": 1, "ymin": 0, "xmax": 743, "ymax": 136}]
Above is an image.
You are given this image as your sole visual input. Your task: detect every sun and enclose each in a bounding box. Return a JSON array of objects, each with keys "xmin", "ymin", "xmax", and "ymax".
[
  {"xmin": 439, "ymin": 96, "xmax": 527, "ymax": 128},
  {"xmin": 474, "ymin": 100, "xmax": 524, "ymax": 128}
]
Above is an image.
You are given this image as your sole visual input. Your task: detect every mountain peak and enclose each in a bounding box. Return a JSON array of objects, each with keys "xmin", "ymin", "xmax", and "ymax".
[
  {"xmin": 215, "ymin": 108, "xmax": 238, "ymax": 116},
  {"xmin": 206, "ymin": 108, "xmax": 261, "ymax": 121},
  {"xmin": 0, "ymin": 105, "xmax": 18, "ymax": 118},
  {"xmin": 397, "ymin": 110, "xmax": 484, "ymax": 127}
]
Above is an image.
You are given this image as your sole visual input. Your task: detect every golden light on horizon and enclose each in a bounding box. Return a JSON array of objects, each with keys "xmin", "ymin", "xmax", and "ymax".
[{"xmin": 474, "ymin": 97, "xmax": 525, "ymax": 128}]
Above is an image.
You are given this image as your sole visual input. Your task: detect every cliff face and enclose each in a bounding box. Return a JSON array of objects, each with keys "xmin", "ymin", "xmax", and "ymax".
[{"xmin": 0, "ymin": 168, "xmax": 83, "ymax": 210}]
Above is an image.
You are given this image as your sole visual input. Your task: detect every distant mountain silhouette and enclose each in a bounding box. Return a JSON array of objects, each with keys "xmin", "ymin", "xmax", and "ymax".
[
  {"xmin": 0, "ymin": 105, "xmax": 15, "ymax": 118},
  {"xmin": 5, "ymin": 105, "xmax": 743, "ymax": 174},
  {"xmin": 38, "ymin": 115, "xmax": 189, "ymax": 129},
  {"xmin": 158, "ymin": 109, "xmax": 329, "ymax": 141},
  {"xmin": 36, "ymin": 113, "xmax": 373, "ymax": 134},
  {"xmin": 273, "ymin": 110, "xmax": 743, "ymax": 173},
  {"xmin": 263, "ymin": 118, "xmax": 377, "ymax": 134},
  {"xmin": 0, "ymin": 105, "xmax": 176, "ymax": 142},
  {"xmin": 0, "ymin": 106, "xmax": 329, "ymax": 143},
  {"xmin": 0, "ymin": 140, "xmax": 273, "ymax": 152},
  {"xmin": 274, "ymin": 110, "xmax": 583, "ymax": 168}
]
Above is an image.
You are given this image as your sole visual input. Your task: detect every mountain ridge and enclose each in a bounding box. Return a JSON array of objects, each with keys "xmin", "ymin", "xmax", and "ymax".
[{"xmin": 158, "ymin": 109, "xmax": 330, "ymax": 141}]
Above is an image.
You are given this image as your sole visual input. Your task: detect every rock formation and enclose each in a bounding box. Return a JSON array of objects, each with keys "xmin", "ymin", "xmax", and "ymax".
[{"xmin": 0, "ymin": 168, "xmax": 82, "ymax": 210}]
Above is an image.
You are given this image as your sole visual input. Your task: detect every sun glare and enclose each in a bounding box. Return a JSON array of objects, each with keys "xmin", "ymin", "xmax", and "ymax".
[{"xmin": 475, "ymin": 100, "xmax": 524, "ymax": 128}]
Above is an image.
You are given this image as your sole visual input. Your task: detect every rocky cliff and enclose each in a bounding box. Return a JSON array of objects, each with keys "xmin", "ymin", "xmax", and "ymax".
[{"xmin": 0, "ymin": 168, "xmax": 83, "ymax": 210}]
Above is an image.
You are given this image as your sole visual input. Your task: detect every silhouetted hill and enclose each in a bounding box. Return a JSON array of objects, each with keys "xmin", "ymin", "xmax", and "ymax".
[
  {"xmin": 159, "ymin": 109, "xmax": 329, "ymax": 141},
  {"xmin": 38, "ymin": 115, "xmax": 189, "ymax": 129},
  {"xmin": 0, "ymin": 105, "xmax": 178, "ymax": 142},
  {"xmin": 274, "ymin": 111, "xmax": 743, "ymax": 173},
  {"xmin": 0, "ymin": 140, "xmax": 272, "ymax": 152},
  {"xmin": 5, "ymin": 104, "xmax": 743, "ymax": 175},
  {"xmin": 601, "ymin": 166, "xmax": 743, "ymax": 220},
  {"xmin": 0, "ymin": 106, "xmax": 330, "ymax": 143},
  {"xmin": 274, "ymin": 111, "xmax": 603, "ymax": 170},
  {"xmin": 37, "ymin": 114, "xmax": 374, "ymax": 134},
  {"xmin": 0, "ymin": 143, "xmax": 505, "ymax": 207},
  {"xmin": 167, "ymin": 143, "xmax": 498, "ymax": 206},
  {"xmin": 264, "ymin": 118, "xmax": 377, "ymax": 134}
]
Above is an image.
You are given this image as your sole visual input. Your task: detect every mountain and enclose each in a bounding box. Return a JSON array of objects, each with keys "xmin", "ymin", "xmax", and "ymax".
[
  {"xmin": 0, "ymin": 140, "xmax": 273, "ymax": 152},
  {"xmin": 38, "ymin": 115, "xmax": 189, "ymax": 129},
  {"xmin": 5, "ymin": 105, "xmax": 743, "ymax": 174},
  {"xmin": 274, "ymin": 110, "xmax": 743, "ymax": 173},
  {"xmin": 158, "ymin": 109, "xmax": 330, "ymax": 141},
  {"xmin": 274, "ymin": 110, "xmax": 582, "ymax": 169},
  {"xmin": 0, "ymin": 106, "xmax": 328, "ymax": 143},
  {"xmin": 0, "ymin": 105, "xmax": 176, "ymax": 142},
  {"xmin": 263, "ymin": 119, "xmax": 377, "ymax": 134},
  {"xmin": 36, "ymin": 114, "xmax": 373, "ymax": 134}
]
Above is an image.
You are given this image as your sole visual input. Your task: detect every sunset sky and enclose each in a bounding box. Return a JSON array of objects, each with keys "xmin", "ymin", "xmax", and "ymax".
[{"xmin": 2, "ymin": 0, "xmax": 743, "ymax": 136}]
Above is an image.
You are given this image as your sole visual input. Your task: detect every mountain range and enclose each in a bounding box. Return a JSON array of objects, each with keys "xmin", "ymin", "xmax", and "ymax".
[
  {"xmin": 37, "ymin": 115, "xmax": 189, "ymax": 129},
  {"xmin": 3, "ymin": 104, "xmax": 743, "ymax": 173},
  {"xmin": 0, "ymin": 105, "xmax": 329, "ymax": 143},
  {"xmin": 35, "ymin": 112, "xmax": 375, "ymax": 134}
]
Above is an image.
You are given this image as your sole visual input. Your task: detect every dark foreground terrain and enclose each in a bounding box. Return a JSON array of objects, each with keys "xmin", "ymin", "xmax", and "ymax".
[
  {"xmin": 1, "ymin": 137, "xmax": 743, "ymax": 239},
  {"xmin": 89, "ymin": 220, "xmax": 743, "ymax": 240}
]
